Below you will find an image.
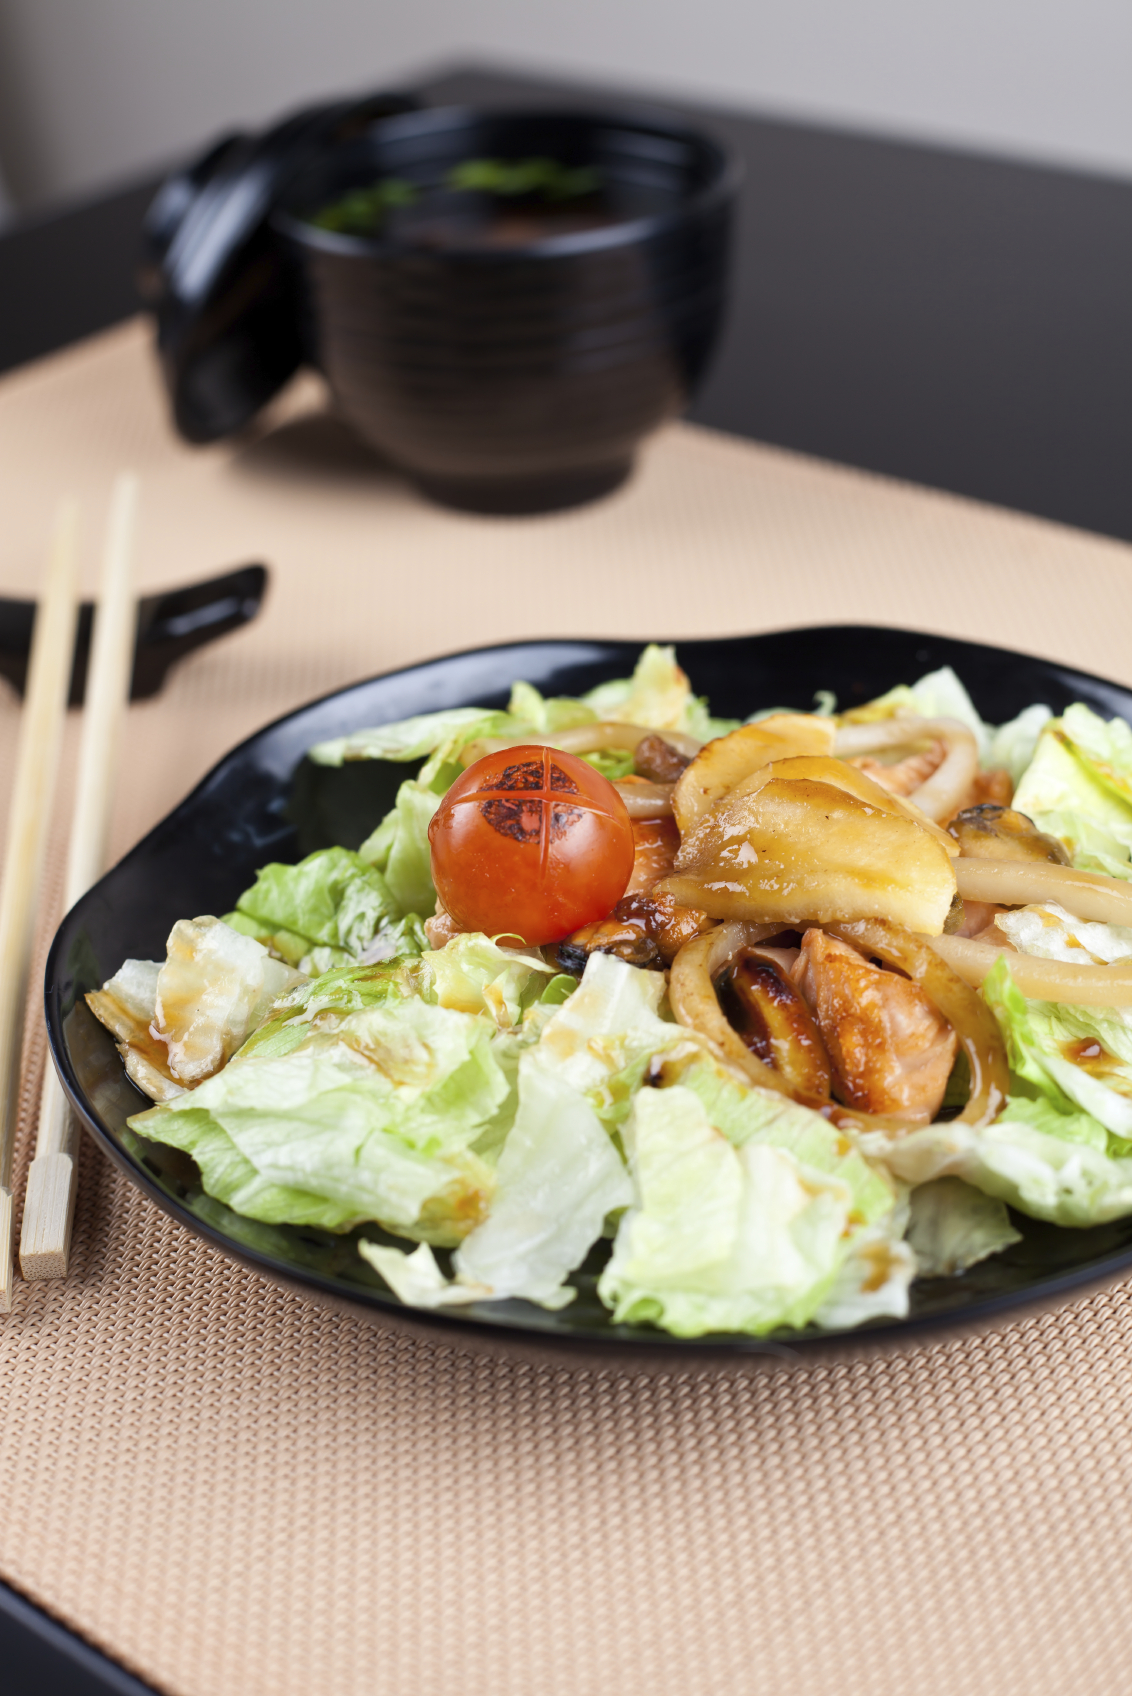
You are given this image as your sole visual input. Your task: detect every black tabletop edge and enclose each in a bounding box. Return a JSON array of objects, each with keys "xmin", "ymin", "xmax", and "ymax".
[{"xmin": 0, "ymin": 1579, "xmax": 159, "ymax": 1696}]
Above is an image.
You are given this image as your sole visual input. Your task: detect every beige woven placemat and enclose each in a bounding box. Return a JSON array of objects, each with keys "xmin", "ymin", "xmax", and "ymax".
[{"xmin": 4, "ymin": 320, "xmax": 1132, "ymax": 1696}]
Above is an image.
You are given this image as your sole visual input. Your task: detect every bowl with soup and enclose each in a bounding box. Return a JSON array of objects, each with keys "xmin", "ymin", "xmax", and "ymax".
[{"xmin": 273, "ymin": 106, "xmax": 740, "ymax": 513}]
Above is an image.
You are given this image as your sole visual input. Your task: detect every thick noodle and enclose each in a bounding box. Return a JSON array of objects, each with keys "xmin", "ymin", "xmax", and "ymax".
[
  {"xmin": 833, "ymin": 716, "xmax": 979, "ymax": 823},
  {"xmin": 929, "ymin": 933, "xmax": 1132, "ymax": 1007},
  {"xmin": 955, "ymin": 857, "xmax": 1132, "ymax": 927},
  {"xmin": 459, "ymin": 722, "xmax": 702, "ymax": 769},
  {"xmin": 826, "ymin": 919, "xmax": 1009, "ymax": 1128},
  {"xmin": 614, "ymin": 781, "xmax": 674, "ymax": 818}
]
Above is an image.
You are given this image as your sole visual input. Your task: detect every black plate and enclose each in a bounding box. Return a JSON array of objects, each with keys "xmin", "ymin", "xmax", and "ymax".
[{"xmin": 45, "ymin": 626, "xmax": 1132, "ymax": 1363}]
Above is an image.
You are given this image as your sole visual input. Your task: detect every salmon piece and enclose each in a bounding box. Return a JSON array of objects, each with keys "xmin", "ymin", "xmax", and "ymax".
[
  {"xmin": 791, "ymin": 930, "xmax": 957, "ymax": 1123},
  {"xmin": 849, "ymin": 740, "xmax": 945, "ymax": 797}
]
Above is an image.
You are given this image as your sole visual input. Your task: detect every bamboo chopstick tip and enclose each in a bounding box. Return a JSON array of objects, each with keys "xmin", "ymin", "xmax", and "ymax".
[
  {"xmin": 20, "ymin": 1152, "xmax": 77, "ymax": 1280},
  {"xmin": 0, "ymin": 1187, "xmax": 14, "ymax": 1313}
]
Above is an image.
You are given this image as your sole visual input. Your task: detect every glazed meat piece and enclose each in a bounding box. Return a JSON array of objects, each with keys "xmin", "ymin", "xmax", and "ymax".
[
  {"xmin": 633, "ymin": 733, "xmax": 692, "ymax": 784},
  {"xmin": 559, "ymin": 890, "xmax": 714, "ymax": 970},
  {"xmin": 791, "ymin": 929, "xmax": 957, "ymax": 1123},
  {"xmin": 557, "ymin": 814, "xmax": 713, "ymax": 969},
  {"xmin": 424, "ymin": 905, "xmax": 464, "ymax": 948},
  {"xmin": 716, "ymin": 948, "xmax": 831, "ymax": 1107},
  {"xmin": 625, "ymin": 815, "xmax": 680, "ymax": 892}
]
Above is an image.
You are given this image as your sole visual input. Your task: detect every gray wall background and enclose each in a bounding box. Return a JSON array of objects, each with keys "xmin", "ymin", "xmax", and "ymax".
[{"xmin": 1, "ymin": 0, "xmax": 1130, "ymax": 214}]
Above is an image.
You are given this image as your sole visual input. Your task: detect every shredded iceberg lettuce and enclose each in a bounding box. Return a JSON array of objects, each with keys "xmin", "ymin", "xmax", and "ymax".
[
  {"xmin": 581, "ymin": 643, "xmax": 737, "ymax": 740},
  {"xmin": 1013, "ymin": 705, "xmax": 1132, "ymax": 879},
  {"xmin": 905, "ymin": 1178, "xmax": 1021, "ymax": 1276},
  {"xmin": 224, "ymin": 846, "xmax": 412, "ymax": 970},
  {"xmin": 983, "ymin": 956, "xmax": 1132, "ymax": 1148},
  {"xmin": 598, "ymin": 1085, "xmax": 901, "ymax": 1337},
  {"xmin": 131, "ymin": 995, "xmax": 511, "ymax": 1244}
]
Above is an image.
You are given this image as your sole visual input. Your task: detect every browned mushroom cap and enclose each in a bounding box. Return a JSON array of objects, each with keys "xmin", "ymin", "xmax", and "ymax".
[
  {"xmin": 948, "ymin": 803, "xmax": 1069, "ymax": 864},
  {"xmin": 633, "ymin": 733, "xmax": 692, "ymax": 784}
]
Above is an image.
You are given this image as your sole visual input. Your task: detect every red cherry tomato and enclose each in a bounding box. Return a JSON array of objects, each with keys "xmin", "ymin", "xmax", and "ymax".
[{"xmin": 428, "ymin": 745, "xmax": 636, "ymax": 945}]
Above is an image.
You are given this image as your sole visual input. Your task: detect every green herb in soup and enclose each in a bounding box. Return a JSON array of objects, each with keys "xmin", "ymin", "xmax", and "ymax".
[
  {"xmin": 311, "ymin": 176, "xmax": 417, "ymax": 236},
  {"xmin": 310, "ymin": 155, "xmax": 607, "ymax": 244}
]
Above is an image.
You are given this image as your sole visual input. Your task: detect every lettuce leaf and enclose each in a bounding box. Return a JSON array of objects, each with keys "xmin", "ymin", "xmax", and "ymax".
[
  {"xmin": 423, "ymin": 933, "xmax": 557, "ymax": 1030},
  {"xmin": 861, "ymin": 1111, "xmax": 1132, "ymax": 1228},
  {"xmin": 1013, "ymin": 707, "xmax": 1132, "ymax": 879},
  {"xmin": 581, "ymin": 644, "xmax": 737, "ymax": 740},
  {"xmin": 905, "ymin": 1177, "xmax": 1021, "ymax": 1276},
  {"xmin": 357, "ymin": 780, "xmax": 440, "ymax": 916},
  {"xmin": 130, "ymin": 997, "xmax": 512, "ymax": 1243},
  {"xmin": 676, "ymin": 1056, "xmax": 900, "ymax": 1227},
  {"xmin": 597, "ymin": 1086, "xmax": 858, "ymax": 1337},
  {"xmin": 530, "ymin": 950, "xmax": 693, "ymax": 1127},
  {"xmin": 358, "ymin": 1240, "xmax": 487, "ymax": 1307},
  {"xmin": 225, "ymin": 846, "xmax": 405, "ymax": 970},
  {"xmin": 87, "ymin": 917, "xmax": 305, "ymax": 1096},
  {"xmin": 982, "ymin": 956, "xmax": 1132, "ymax": 1146},
  {"xmin": 621, "ymin": 1058, "xmax": 914, "ymax": 1333},
  {"xmin": 453, "ymin": 1058, "xmax": 632, "ymax": 1306},
  {"xmin": 307, "ymin": 706, "xmax": 513, "ymax": 766}
]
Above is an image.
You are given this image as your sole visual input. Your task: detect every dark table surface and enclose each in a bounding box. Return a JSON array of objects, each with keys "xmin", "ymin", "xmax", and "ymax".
[{"xmin": 2, "ymin": 58, "xmax": 1131, "ymax": 1696}]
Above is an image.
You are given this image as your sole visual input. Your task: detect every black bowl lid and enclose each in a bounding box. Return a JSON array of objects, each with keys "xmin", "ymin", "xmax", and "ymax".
[{"xmin": 140, "ymin": 90, "xmax": 417, "ymax": 444}]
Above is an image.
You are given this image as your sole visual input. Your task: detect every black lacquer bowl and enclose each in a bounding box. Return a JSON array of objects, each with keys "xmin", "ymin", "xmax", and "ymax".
[
  {"xmin": 274, "ymin": 108, "xmax": 738, "ymax": 513},
  {"xmin": 45, "ymin": 629, "xmax": 1132, "ymax": 1369}
]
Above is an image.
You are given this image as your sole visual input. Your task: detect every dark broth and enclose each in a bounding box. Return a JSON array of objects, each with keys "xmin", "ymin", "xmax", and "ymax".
[{"xmin": 310, "ymin": 155, "xmax": 680, "ymax": 248}]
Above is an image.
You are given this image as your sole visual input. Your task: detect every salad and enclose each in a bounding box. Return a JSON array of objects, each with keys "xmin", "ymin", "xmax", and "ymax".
[{"xmin": 86, "ymin": 645, "xmax": 1132, "ymax": 1337}]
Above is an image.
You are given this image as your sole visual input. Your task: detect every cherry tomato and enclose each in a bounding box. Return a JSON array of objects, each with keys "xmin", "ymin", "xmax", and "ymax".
[{"xmin": 428, "ymin": 745, "xmax": 636, "ymax": 945}]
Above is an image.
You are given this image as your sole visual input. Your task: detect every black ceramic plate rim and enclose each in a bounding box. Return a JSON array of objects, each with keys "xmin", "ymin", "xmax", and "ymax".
[
  {"xmin": 275, "ymin": 103, "xmax": 742, "ymax": 264},
  {"xmin": 44, "ymin": 623, "xmax": 1132, "ymax": 1362}
]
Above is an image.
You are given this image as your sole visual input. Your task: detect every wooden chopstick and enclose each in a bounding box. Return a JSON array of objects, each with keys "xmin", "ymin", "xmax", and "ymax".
[
  {"xmin": 0, "ymin": 501, "xmax": 81, "ymax": 1313},
  {"xmin": 21, "ymin": 474, "xmax": 140, "ymax": 1283}
]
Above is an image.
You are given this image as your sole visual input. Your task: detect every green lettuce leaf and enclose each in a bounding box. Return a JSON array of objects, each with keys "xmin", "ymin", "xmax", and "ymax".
[
  {"xmin": 861, "ymin": 1111, "xmax": 1132, "ymax": 1228},
  {"xmin": 361, "ymin": 1050, "xmax": 633, "ymax": 1313},
  {"xmin": 676, "ymin": 1056, "xmax": 899, "ymax": 1227},
  {"xmin": 987, "ymin": 705, "xmax": 1053, "ymax": 786},
  {"xmin": 1013, "ymin": 706, "xmax": 1132, "ymax": 878},
  {"xmin": 358, "ymin": 1239, "xmax": 486, "ymax": 1307},
  {"xmin": 135, "ymin": 1104, "xmax": 370, "ymax": 1230},
  {"xmin": 130, "ymin": 997, "xmax": 512, "ymax": 1243},
  {"xmin": 530, "ymin": 950, "xmax": 692, "ymax": 1128},
  {"xmin": 86, "ymin": 916, "xmax": 305, "ymax": 1096},
  {"xmin": 357, "ymin": 780, "xmax": 440, "ymax": 916},
  {"xmin": 453, "ymin": 1058, "xmax": 632, "ymax": 1306},
  {"xmin": 307, "ymin": 706, "xmax": 513, "ymax": 766},
  {"xmin": 505, "ymin": 680, "xmax": 595, "ymax": 733},
  {"xmin": 905, "ymin": 1177, "xmax": 1021, "ymax": 1276},
  {"xmin": 982, "ymin": 955, "xmax": 1132, "ymax": 1146},
  {"xmin": 597, "ymin": 1086, "xmax": 859, "ymax": 1337},
  {"xmin": 225, "ymin": 847, "xmax": 406, "ymax": 969},
  {"xmin": 424, "ymin": 933, "xmax": 556, "ymax": 1029},
  {"xmin": 581, "ymin": 644, "xmax": 737, "ymax": 740}
]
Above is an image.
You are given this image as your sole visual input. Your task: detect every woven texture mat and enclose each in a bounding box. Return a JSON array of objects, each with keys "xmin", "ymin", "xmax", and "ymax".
[{"xmin": 4, "ymin": 320, "xmax": 1132, "ymax": 1696}]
